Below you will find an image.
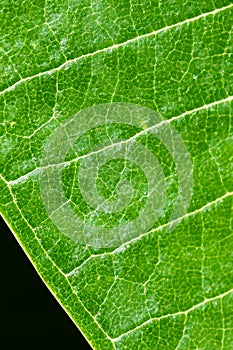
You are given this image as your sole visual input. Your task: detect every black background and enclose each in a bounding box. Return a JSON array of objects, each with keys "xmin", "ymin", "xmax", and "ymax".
[{"xmin": 0, "ymin": 216, "xmax": 92, "ymax": 349}]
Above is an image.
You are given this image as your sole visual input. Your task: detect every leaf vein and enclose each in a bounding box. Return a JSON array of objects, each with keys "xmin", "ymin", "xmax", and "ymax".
[
  {"xmin": 112, "ymin": 287, "xmax": 233, "ymax": 342},
  {"xmin": 7, "ymin": 95, "xmax": 233, "ymax": 185},
  {"xmin": 0, "ymin": 4, "xmax": 232, "ymax": 96}
]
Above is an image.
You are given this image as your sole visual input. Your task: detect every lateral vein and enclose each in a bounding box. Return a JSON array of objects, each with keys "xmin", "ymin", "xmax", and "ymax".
[
  {"xmin": 7, "ymin": 95, "xmax": 233, "ymax": 186},
  {"xmin": 112, "ymin": 287, "xmax": 233, "ymax": 342},
  {"xmin": 0, "ymin": 4, "xmax": 232, "ymax": 96}
]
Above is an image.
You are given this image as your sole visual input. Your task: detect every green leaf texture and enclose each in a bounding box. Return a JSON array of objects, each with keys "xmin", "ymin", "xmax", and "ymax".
[{"xmin": 1, "ymin": 1, "xmax": 233, "ymax": 349}]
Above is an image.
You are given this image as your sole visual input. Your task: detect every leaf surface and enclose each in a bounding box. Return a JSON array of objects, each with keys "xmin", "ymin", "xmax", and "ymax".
[{"xmin": 1, "ymin": 1, "xmax": 233, "ymax": 349}]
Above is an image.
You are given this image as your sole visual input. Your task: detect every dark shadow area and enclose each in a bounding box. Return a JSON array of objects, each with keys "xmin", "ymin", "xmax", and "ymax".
[{"xmin": 0, "ymin": 216, "xmax": 92, "ymax": 349}]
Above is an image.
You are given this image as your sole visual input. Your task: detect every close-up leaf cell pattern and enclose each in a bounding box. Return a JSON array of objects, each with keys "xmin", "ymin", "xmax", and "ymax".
[{"xmin": 0, "ymin": 1, "xmax": 233, "ymax": 349}]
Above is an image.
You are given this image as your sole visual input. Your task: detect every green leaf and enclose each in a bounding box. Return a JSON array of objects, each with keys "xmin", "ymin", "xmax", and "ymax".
[{"xmin": 1, "ymin": 1, "xmax": 233, "ymax": 349}]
